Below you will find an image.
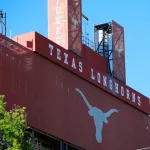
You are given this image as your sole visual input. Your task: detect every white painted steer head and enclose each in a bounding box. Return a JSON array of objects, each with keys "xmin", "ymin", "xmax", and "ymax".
[{"xmin": 75, "ymin": 88, "xmax": 118, "ymax": 143}]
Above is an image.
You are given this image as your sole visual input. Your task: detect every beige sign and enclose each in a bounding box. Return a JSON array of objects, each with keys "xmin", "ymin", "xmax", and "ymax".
[{"xmin": 48, "ymin": 0, "xmax": 68, "ymax": 49}]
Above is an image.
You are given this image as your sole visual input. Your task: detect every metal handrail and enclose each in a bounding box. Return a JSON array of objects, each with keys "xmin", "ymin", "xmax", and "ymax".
[{"xmin": 82, "ymin": 35, "xmax": 94, "ymax": 50}]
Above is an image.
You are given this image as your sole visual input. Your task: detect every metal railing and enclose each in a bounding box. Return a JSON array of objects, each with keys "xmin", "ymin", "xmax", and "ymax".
[{"xmin": 82, "ymin": 35, "xmax": 94, "ymax": 50}]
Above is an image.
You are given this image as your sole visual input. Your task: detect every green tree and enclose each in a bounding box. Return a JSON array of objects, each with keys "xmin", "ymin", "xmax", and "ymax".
[{"xmin": 0, "ymin": 95, "xmax": 33, "ymax": 150}]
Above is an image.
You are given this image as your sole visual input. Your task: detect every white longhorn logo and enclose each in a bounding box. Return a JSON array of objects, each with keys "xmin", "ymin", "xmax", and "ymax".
[
  {"xmin": 69, "ymin": 14, "xmax": 81, "ymax": 29},
  {"xmin": 75, "ymin": 88, "xmax": 119, "ymax": 143},
  {"xmin": 115, "ymin": 48, "xmax": 124, "ymax": 57}
]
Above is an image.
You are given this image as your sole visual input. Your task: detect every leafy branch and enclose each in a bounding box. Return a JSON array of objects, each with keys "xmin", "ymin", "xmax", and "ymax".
[{"xmin": 0, "ymin": 95, "xmax": 33, "ymax": 150}]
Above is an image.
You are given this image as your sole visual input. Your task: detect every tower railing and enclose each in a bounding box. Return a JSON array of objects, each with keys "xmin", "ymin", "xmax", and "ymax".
[{"xmin": 82, "ymin": 35, "xmax": 94, "ymax": 50}]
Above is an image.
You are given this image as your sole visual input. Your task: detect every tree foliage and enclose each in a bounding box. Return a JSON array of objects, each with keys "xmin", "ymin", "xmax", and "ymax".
[{"xmin": 0, "ymin": 95, "xmax": 33, "ymax": 150}]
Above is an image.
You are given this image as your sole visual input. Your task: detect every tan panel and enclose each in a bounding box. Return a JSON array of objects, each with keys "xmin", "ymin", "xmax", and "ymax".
[{"xmin": 48, "ymin": 0, "xmax": 68, "ymax": 49}]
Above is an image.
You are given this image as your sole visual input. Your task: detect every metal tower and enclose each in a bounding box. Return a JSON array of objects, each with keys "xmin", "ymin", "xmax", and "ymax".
[
  {"xmin": 94, "ymin": 20, "xmax": 126, "ymax": 83},
  {"xmin": 0, "ymin": 10, "xmax": 6, "ymax": 36}
]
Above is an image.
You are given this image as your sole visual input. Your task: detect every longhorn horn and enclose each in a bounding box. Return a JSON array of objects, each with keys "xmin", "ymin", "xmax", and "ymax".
[
  {"xmin": 104, "ymin": 109, "xmax": 118, "ymax": 118},
  {"xmin": 75, "ymin": 88, "xmax": 92, "ymax": 110}
]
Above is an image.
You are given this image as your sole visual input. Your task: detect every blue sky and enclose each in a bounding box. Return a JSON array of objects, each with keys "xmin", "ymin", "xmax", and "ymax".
[{"xmin": 1, "ymin": 0, "xmax": 150, "ymax": 98}]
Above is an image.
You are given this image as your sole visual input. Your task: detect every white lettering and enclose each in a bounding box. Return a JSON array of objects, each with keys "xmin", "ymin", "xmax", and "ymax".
[
  {"xmin": 97, "ymin": 73, "xmax": 101, "ymax": 83},
  {"xmin": 56, "ymin": 6, "xmax": 60, "ymax": 14},
  {"xmin": 103, "ymin": 76, "xmax": 107, "ymax": 87},
  {"xmin": 56, "ymin": 38, "xmax": 60, "ymax": 44},
  {"xmin": 132, "ymin": 93, "xmax": 136, "ymax": 103},
  {"xmin": 55, "ymin": 0, "xmax": 61, "ymax": 44},
  {"xmin": 72, "ymin": 58, "xmax": 76, "ymax": 69},
  {"xmin": 79, "ymin": 62, "xmax": 83, "ymax": 72},
  {"xmin": 126, "ymin": 89, "xmax": 130, "ymax": 100},
  {"xmin": 56, "ymin": 27, "xmax": 60, "ymax": 35},
  {"xmin": 121, "ymin": 86, "xmax": 124, "ymax": 96},
  {"xmin": 115, "ymin": 83, "xmax": 119, "ymax": 94},
  {"xmin": 138, "ymin": 96, "xmax": 141, "ymax": 106},
  {"xmin": 57, "ymin": 48, "xmax": 61, "ymax": 60},
  {"xmin": 56, "ymin": 17, "xmax": 60, "ymax": 25},
  {"xmin": 49, "ymin": 44, "xmax": 53, "ymax": 56},
  {"xmin": 64, "ymin": 53, "xmax": 68, "ymax": 65},
  {"xmin": 91, "ymin": 69, "xmax": 95, "ymax": 80},
  {"xmin": 109, "ymin": 80, "xmax": 113, "ymax": 90},
  {"xmin": 48, "ymin": 43, "xmax": 144, "ymax": 108}
]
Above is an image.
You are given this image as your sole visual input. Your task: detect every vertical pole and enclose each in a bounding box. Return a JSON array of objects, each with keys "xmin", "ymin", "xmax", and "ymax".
[
  {"xmin": 65, "ymin": 144, "xmax": 68, "ymax": 150},
  {"xmin": 5, "ymin": 13, "xmax": 6, "ymax": 36},
  {"xmin": 60, "ymin": 141, "xmax": 64, "ymax": 150},
  {"xmin": 31, "ymin": 131, "xmax": 35, "ymax": 150}
]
